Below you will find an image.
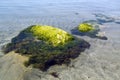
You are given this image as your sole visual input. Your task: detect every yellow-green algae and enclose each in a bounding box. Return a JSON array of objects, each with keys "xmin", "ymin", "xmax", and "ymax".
[
  {"xmin": 29, "ymin": 25, "xmax": 74, "ymax": 46},
  {"xmin": 78, "ymin": 23, "xmax": 94, "ymax": 32}
]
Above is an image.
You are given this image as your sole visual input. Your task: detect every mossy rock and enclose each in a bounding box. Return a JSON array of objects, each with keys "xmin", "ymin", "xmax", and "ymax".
[
  {"xmin": 71, "ymin": 23, "xmax": 100, "ymax": 37},
  {"xmin": 3, "ymin": 25, "xmax": 90, "ymax": 71},
  {"xmin": 71, "ymin": 22, "xmax": 107, "ymax": 40}
]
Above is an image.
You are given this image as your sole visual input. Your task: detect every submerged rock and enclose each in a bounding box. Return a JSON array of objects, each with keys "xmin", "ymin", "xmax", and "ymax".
[
  {"xmin": 3, "ymin": 25, "xmax": 90, "ymax": 71},
  {"xmin": 94, "ymin": 13, "xmax": 115, "ymax": 24}
]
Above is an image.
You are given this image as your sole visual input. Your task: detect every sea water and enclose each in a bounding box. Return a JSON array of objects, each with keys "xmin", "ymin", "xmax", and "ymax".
[{"xmin": 0, "ymin": 0, "xmax": 120, "ymax": 79}]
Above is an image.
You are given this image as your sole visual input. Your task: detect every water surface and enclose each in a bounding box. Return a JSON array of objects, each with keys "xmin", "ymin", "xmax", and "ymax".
[{"xmin": 0, "ymin": 0, "xmax": 120, "ymax": 79}]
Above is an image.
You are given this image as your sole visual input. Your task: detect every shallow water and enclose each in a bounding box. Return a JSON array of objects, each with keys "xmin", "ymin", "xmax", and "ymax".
[{"xmin": 0, "ymin": 0, "xmax": 120, "ymax": 79}]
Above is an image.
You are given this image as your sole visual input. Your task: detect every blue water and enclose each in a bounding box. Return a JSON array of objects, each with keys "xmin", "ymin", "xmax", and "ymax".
[
  {"xmin": 0, "ymin": 0, "xmax": 120, "ymax": 29},
  {"xmin": 0, "ymin": 0, "xmax": 120, "ymax": 55},
  {"xmin": 0, "ymin": 0, "xmax": 120, "ymax": 15}
]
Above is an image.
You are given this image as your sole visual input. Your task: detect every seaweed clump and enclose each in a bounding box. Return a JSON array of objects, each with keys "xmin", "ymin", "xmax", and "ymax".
[
  {"xmin": 29, "ymin": 25, "xmax": 74, "ymax": 46},
  {"xmin": 3, "ymin": 25, "xmax": 90, "ymax": 71},
  {"xmin": 78, "ymin": 23, "xmax": 94, "ymax": 32}
]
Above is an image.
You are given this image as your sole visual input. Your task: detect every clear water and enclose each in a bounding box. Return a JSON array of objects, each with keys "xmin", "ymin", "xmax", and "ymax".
[
  {"xmin": 0, "ymin": 0, "xmax": 119, "ymax": 56},
  {"xmin": 0, "ymin": 0, "xmax": 120, "ymax": 54},
  {"xmin": 0, "ymin": 0, "xmax": 120, "ymax": 79},
  {"xmin": 0, "ymin": 0, "xmax": 120, "ymax": 80}
]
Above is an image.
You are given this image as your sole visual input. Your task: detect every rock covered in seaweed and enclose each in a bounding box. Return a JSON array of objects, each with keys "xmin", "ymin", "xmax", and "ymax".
[
  {"xmin": 71, "ymin": 23, "xmax": 108, "ymax": 40},
  {"xmin": 3, "ymin": 25, "xmax": 90, "ymax": 71}
]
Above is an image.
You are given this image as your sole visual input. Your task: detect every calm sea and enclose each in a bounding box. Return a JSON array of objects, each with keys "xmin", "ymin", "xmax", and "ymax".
[{"xmin": 0, "ymin": 0, "xmax": 120, "ymax": 55}]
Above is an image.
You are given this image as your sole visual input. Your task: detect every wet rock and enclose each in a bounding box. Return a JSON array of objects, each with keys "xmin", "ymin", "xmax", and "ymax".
[
  {"xmin": 71, "ymin": 22, "xmax": 108, "ymax": 40},
  {"xmin": 3, "ymin": 25, "xmax": 90, "ymax": 71}
]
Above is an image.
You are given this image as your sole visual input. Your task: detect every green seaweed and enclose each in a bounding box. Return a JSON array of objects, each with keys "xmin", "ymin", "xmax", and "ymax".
[
  {"xmin": 78, "ymin": 23, "xmax": 94, "ymax": 32},
  {"xmin": 28, "ymin": 25, "xmax": 74, "ymax": 46}
]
